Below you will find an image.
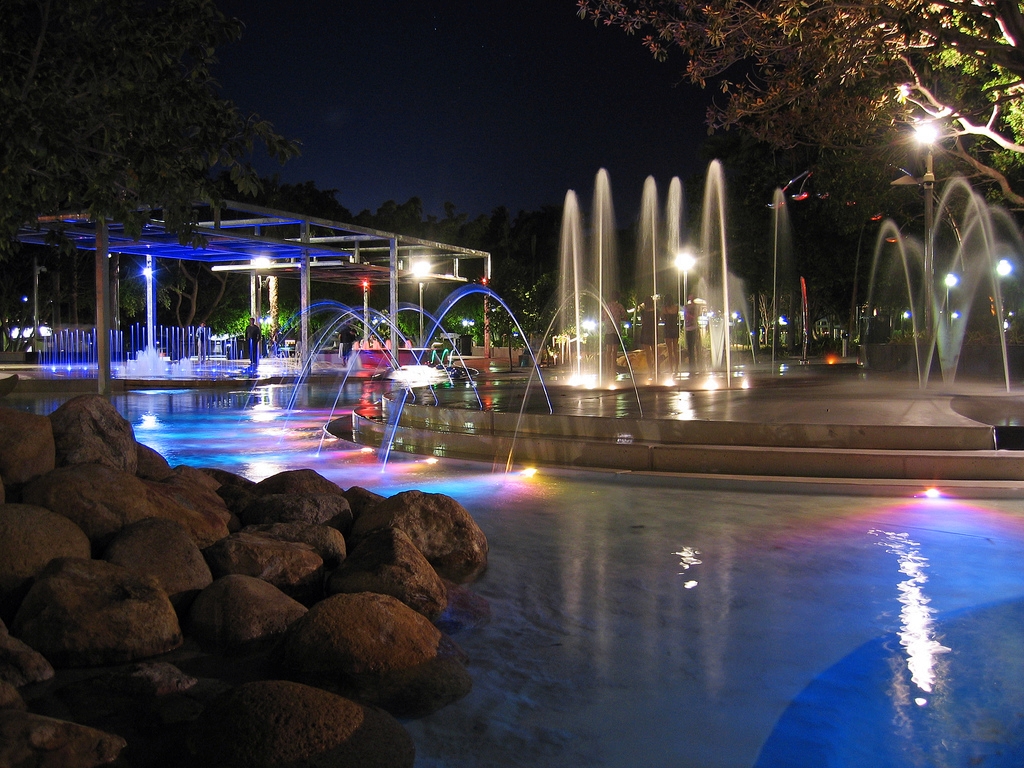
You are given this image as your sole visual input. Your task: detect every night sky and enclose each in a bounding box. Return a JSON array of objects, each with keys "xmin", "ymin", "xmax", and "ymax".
[{"xmin": 213, "ymin": 1, "xmax": 712, "ymax": 223}]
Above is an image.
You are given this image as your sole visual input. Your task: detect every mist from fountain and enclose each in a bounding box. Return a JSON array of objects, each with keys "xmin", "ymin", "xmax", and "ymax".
[{"xmin": 865, "ymin": 176, "xmax": 1024, "ymax": 390}]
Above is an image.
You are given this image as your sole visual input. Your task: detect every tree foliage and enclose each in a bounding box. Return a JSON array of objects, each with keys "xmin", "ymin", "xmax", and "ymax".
[
  {"xmin": 578, "ymin": 0, "xmax": 1024, "ymax": 204},
  {"xmin": 1, "ymin": 0, "xmax": 298, "ymax": 256}
]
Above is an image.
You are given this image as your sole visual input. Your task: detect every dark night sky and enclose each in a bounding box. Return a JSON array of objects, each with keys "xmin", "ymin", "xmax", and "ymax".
[{"xmin": 213, "ymin": 1, "xmax": 712, "ymax": 223}]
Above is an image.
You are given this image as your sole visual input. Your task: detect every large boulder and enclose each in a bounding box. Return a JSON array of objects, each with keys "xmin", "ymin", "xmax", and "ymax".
[
  {"xmin": 0, "ymin": 618, "xmax": 54, "ymax": 688},
  {"xmin": 342, "ymin": 485, "xmax": 385, "ymax": 523},
  {"xmin": 0, "ymin": 709, "xmax": 126, "ymax": 768},
  {"xmin": 280, "ymin": 592, "xmax": 472, "ymax": 718},
  {"xmin": 350, "ymin": 490, "xmax": 488, "ymax": 583},
  {"xmin": 102, "ymin": 517, "xmax": 213, "ymax": 613},
  {"xmin": 202, "ymin": 532, "xmax": 324, "ymax": 603},
  {"xmin": 0, "ymin": 407, "xmax": 55, "ymax": 486},
  {"xmin": 21, "ymin": 464, "xmax": 157, "ymax": 548},
  {"xmin": 22, "ymin": 462, "xmax": 232, "ymax": 550},
  {"xmin": 189, "ymin": 680, "xmax": 414, "ymax": 768},
  {"xmin": 239, "ymin": 493, "xmax": 352, "ymax": 533},
  {"xmin": 199, "ymin": 467, "xmax": 257, "ymax": 491},
  {"xmin": 187, "ymin": 575, "xmax": 307, "ymax": 654},
  {"xmin": 11, "ymin": 558, "xmax": 182, "ymax": 668},
  {"xmin": 142, "ymin": 475, "xmax": 231, "ymax": 547},
  {"xmin": 48, "ymin": 395, "xmax": 138, "ymax": 475},
  {"xmin": 134, "ymin": 442, "xmax": 175, "ymax": 481},
  {"xmin": 253, "ymin": 468, "xmax": 345, "ymax": 497},
  {"xmin": 242, "ymin": 522, "xmax": 347, "ymax": 568},
  {"xmin": 0, "ymin": 503, "xmax": 91, "ymax": 622},
  {"xmin": 327, "ymin": 527, "xmax": 446, "ymax": 621}
]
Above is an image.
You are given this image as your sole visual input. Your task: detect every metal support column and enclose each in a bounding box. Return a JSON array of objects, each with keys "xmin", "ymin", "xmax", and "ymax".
[
  {"xmin": 300, "ymin": 221, "xmax": 311, "ymax": 364},
  {"xmin": 95, "ymin": 219, "xmax": 111, "ymax": 396},
  {"xmin": 389, "ymin": 238, "xmax": 399, "ymax": 350}
]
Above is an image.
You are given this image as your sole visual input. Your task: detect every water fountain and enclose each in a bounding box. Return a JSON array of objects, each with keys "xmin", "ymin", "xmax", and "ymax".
[{"xmin": 863, "ymin": 176, "xmax": 1024, "ymax": 390}]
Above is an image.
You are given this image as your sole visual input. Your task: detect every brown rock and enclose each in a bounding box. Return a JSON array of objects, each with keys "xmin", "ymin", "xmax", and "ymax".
[
  {"xmin": 143, "ymin": 476, "xmax": 231, "ymax": 547},
  {"xmin": 0, "ymin": 709, "xmax": 127, "ymax": 767},
  {"xmin": 253, "ymin": 468, "xmax": 345, "ymax": 497},
  {"xmin": 105, "ymin": 661, "xmax": 197, "ymax": 697},
  {"xmin": 327, "ymin": 527, "xmax": 447, "ymax": 621},
  {"xmin": 171, "ymin": 464, "xmax": 222, "ymax": 493},
  {"xmin": 102, "ymin": 517, "xmax": 213, "ymax": 612},
  {"xmin": 242, "ymin": 521, "xmax": 347, "ymax": 568},
  {"xmin": 202, "ymin": 533, "xmax": 324, "ymax": 602},
  {"xmin": 342, "ymin": 485, "xmax": 385, "ymax": 522},
  {"xmin": 217, "ymin": 484, "xmax": 259, "ymax": 518},
  {"xmin": 0, "ymin": 618, "xmax": 54, "ymax": 687},
  {"xmin": 350, "ymin": 489, "xmax": 488, "ymax": 583},
  {"xmin": 11, "ymin": 558, "xmax": 182, "ymax": 668},
  {"xmin": 0, "ymin": 503, "xmax": 91, "ymax": 622},
  {"xmin": 187, "ymin": 574, "xmax": 307, "ymax": 653},
  {"xmin": 280, "ymin": 592, "xmax": 472, "ymax": 718},
  {"xmin": 48, "ymin": 394, "xmax": 138, "ymax": 474},
  {"xmin": 134, "ymin": 442, "xmax": 175, "ymax": 481},
  {"xmin": 190, "ymin": 680, "xmax": 414, "ymax": 768},
  {"xmin": 199, "ymin": 467, "xmax": 256, "ymax": 490},
  {"xmin": 21, "ymin": 463, "xmax": 154, "ymax": 548},
  {"xmin": 0, "ymin": 407, "xmax": 55, "ymax": 486},
  {"xmin": 239, "ymin": 493, "xmax": 352, "ymax": 532},
  {"xmin": 0, "ymin": 679, "xmax": 24, "ymax": 710}
]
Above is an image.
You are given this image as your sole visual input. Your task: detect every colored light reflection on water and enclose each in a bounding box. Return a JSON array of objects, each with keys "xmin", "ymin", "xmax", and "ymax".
[{"xmin": 8, "ymin": 384, "xmax": 1024, "ymax": 766}]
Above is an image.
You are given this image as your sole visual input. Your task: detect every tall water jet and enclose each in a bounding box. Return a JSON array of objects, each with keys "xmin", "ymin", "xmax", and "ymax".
[
  {"xmin": 593, "ymin": 168, "xmax": 619, "ymax": 385},
  {"xmin": 558, "ymin": 190, "xmax": 586, "ymax": 380},
  {"xmin": 637, "ymin": 176, "xmax": 661, "ymax": 381},
  {"xmin": 665, "ymin": 177, "xmax": 685, "ymax": 376},
  {"xmin": 700, "ymin": 161, "xmax": 732, "ymax": 379}
]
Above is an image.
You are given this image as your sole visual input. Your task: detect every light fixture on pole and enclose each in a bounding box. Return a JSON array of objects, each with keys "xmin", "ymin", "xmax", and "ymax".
[
  {"xmin": 675, "ymin": 249, "xmax": 695, "ymax": 339},
  {"xmin": 412, "ymin": 260, "xmax": 431, "ymax": 346},
  {"xmin": 944, "ymin": 272, "xmax": 958, "ymax": 325},
  {"xmin": 915, "ymin": 122, "xmax": 937, "ymax": 331}
]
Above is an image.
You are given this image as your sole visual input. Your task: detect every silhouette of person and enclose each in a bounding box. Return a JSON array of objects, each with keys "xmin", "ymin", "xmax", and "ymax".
[
  {"xmin": 245, "ymin": 317, "xmax": 261, "ymax": 372},
  {"xmin": 684, "ymin": 296, "xmax": 700, "ymax": 373}
]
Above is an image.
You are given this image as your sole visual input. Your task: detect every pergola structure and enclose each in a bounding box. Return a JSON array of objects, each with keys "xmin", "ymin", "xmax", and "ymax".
[{"xmin": 18, "ymin": 201, "xmax": 492, "ymax": 393}]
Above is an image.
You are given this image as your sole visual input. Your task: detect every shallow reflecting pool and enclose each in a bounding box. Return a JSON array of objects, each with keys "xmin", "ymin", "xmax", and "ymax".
[{"xmin": 8, "ymin": 385, "xmax": 1024, "ymax": 767}]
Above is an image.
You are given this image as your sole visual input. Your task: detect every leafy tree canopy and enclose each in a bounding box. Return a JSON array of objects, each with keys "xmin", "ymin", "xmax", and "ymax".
[
  {"xmin": 578, "ymin": 0, "xmax": 1024, "ymax": 204},
  {"xmin": 1, "ymin": 0, "xmax": 298, "ymax": 257}
]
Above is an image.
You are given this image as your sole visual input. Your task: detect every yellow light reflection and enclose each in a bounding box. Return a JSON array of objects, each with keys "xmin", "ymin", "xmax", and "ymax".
[
  {"xmin": 521, "ymin": 467, "xmax": 538, "ymax": 477},
  {"xmin": 423, "ymin": 456, "xmax": 439, "ymax": 464}
]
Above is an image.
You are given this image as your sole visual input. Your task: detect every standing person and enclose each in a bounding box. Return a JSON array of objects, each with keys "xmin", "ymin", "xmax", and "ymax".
[
  {"xmin": 245, "ymin": 317, "xmax": 261, "ymax": 372},
  {"xmin": 340, "ymin": 325, "xmax": 355, "ymax": 364},
  {"xmin": 639, "ymin": 296, "xmax": 657, "ymax": 381},
  {"xmin": 662, "ymin": 297, "xmax": 680, "ymax": 375},
  {"xmin": 196, "ymin": 322, "xmax": 208, "ymax": 363},
  {"xmin": 683, "ymin": 295, "xmax": 700, "ymax": 373}
]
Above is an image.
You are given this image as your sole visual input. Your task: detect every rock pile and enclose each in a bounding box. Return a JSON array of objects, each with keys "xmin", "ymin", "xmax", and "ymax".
[{"xmin": 0, "ymin": 394, "xmax": 490, "ymax": 767}]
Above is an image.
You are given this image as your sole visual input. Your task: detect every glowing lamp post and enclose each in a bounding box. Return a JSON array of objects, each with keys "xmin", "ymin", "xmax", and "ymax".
[
  {"xmin": 675, "ymin": 249, "xmax": 696, "ymax": 308},
  {"xmin": 412, "ymin": 260, "xmax": 431, "ymax": 346},
  {"xmin": 944, "ymin": 272, "xmax": 958, "ymax": 325},
  {"xmin": 915, "ymin": 122, "xmax": 938, "ymax": 331},
  {"xmin": 143, "ymin": 256, "xmax": 155, "ymax": 351}
]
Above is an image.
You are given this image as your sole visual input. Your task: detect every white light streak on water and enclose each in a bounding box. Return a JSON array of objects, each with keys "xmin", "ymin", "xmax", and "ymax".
[
  {"xmin": 870, "ymin": 529, "xmax": 951, "ymax": 694},
  {"xmin": 674, "ymin": 546, "xmax": 702, "ymax": 587}
]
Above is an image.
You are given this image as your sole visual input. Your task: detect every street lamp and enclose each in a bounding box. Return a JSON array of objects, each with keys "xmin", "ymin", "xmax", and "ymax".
[
  {"xmin": 944, "ymin": 272, "xmax": 958, "ymax": 325},
  {"xmin": 915, "ymin": 122, "xmax": 937, "ymax": 331},
  {"xmin": 412, "ymin": 260, "xmax": 430, "ymax": 346},
  {"xmin": 675, "ymin": 249, "xmax": 696, "ymax": 366}
]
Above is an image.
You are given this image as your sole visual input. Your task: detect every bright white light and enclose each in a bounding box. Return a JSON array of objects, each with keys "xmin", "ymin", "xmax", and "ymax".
[
  {"xmin": 923, "ymin": 487, "xmax": 941, "ymax": 499},
  {"xmin": 997, "ymin": 259, "xmax": 1013, "ymax": 277},
  {"xmin": 778, "ymin": 316, "xmax": 788, "ymax": 326},
  {"xmin": 675, "ymin": 249, "xmax": 696, "ymax": 272},
  {"xmin": 143, "ymin": 266, "xmax": 153, "ymax": 277},
  {"xmin": 914, "ymin": 121, "xmax": 939, "ymax": 145},
  {"xmin": 582, "ymin": 319, "xmax": 597, "ymax": 332},
  {"xmin": 423, "ymin": 456, "xmax": 439, "ymax": 464},
  {"xmin": 250, "ymin": 257, "xmax": 271, "ymax": 269},
  {"xmin": 136, "ymin": 414, "xmax": 160, "ymax": 430},
  {"xmin": 944, "ymin": 273, "xmax": 958, "ymax": 288},
  {"xmin": 521, "ymin": 467, "xmax": 538, "ymax": 478},
  {"xmin": 412, "ymin": 260, "xmax": 431, "ymax": 278},
  {"xmin": 359, "ymin": 447, "xmax": 374, "ymax": 454},
  {"xmin": 951, "ymin": 311, "xmax": 961, "ymax": 320},
  {"xmin": 567, "ymin": 373, "xmax": 598, "ymax": 388},
  {"xmin": 903, "ymin": 311, "xmax": 912, "ymax": 319},
  {"xmin": 389, "ymin": 365, "xmax": 447, "ymax": 386}
]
